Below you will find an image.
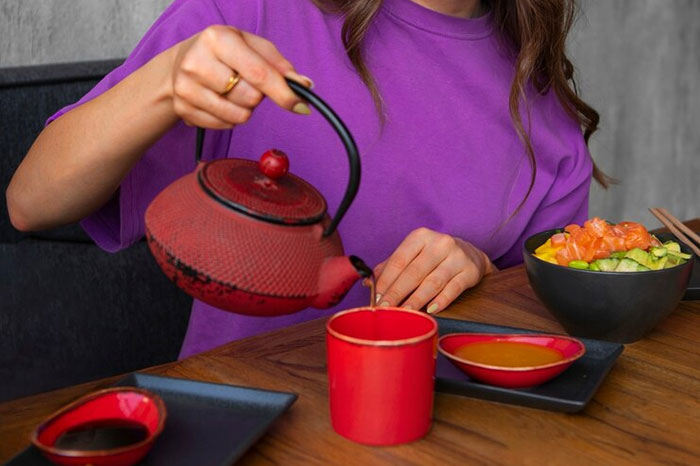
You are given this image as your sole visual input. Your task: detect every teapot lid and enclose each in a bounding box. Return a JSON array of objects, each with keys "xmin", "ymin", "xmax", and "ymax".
[{"xmin": 198, "ymin": 150, "xmax": 327, "ymax": 225}]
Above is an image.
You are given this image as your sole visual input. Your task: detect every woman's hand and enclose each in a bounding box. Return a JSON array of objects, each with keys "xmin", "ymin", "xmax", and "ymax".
[
  {"xmin": 168, "ymin": 25, "xmax": 312, "ymax": 129},
  {"xmin": 7, "ymin": 25, "xmax": 313, "ymax": 232},
  {"xmin": 374, "ymin": 228, "xmax": 496, "ymax": 314}
]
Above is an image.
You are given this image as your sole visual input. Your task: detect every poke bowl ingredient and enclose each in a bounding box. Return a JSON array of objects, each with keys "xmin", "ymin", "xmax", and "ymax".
[{"xmin": 533, "ymin": 217, "xmax": 691, "ymax": 272}]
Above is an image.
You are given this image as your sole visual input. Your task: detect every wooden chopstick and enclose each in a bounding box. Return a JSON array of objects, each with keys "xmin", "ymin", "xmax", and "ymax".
[
  {"xmin": 649, "ymin": 207, "xmax": 700, "ymax": 257},
  {"xmin": 658, "ymin": 208, "xmax": 700, "ymax": 246}
]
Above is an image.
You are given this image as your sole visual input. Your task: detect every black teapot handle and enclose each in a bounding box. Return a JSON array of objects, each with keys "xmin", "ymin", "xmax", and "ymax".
[{"xmin": 195, "ymin": 78, "xmax": 360, "ymax": 238}]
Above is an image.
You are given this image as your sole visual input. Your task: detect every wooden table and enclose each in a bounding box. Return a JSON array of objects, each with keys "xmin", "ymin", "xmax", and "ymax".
[{"xmin": 2, "ymin": 221, "xmax": 699, "ymax": 465}]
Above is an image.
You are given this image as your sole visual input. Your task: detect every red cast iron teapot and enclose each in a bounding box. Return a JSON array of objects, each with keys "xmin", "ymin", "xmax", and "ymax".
[{"xmin": 144, "ymin": 79, "xmax": 371, "ymax": 317}]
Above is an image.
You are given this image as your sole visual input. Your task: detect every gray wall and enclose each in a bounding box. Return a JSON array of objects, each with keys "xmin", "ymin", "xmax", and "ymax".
[
  {"xmin": 1, "ymin": 0, "xmax": 698, "ymax": 227},
  {"xmin": 570, "ymin": 0, "xmax": 699, "ymax": 227},
  {"xmin": 1, "ymin": 0, "xmax": 171, "ymax": 65}
]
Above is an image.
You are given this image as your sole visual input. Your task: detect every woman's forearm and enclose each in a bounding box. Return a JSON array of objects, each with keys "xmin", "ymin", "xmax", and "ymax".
[
  {"xmin": 7, "ymin": 25, "xmax": 310, "ymax": 232},
  {"xmin": 6, "ymin": 49, "xmax": 179, "ymax": 231}
]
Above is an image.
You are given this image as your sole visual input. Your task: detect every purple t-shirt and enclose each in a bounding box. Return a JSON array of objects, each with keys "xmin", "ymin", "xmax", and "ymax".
[{"xmin": 49, "ymin": 0, "xmax": 592, "ymax": 358}]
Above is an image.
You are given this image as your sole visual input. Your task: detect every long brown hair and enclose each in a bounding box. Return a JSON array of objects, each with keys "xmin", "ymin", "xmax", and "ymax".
[{"xmin": 312, "ymin": 0, "xmax": 612, "ymax": 196}]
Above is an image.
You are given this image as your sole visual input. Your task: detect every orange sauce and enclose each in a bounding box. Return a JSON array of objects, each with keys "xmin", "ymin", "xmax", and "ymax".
[{"xmin": 454, "ymin": 341, "xmax": 564, "ymax": 367}]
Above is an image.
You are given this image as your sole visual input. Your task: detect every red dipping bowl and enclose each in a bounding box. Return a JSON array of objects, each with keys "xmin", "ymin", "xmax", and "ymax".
[
  {"xmin": 31, "ymin": 387, "xmax": 166, "ymax": 466},
  {"xmin": 438, "ymin": 333, "xmax": 586, "ymax": 388}
]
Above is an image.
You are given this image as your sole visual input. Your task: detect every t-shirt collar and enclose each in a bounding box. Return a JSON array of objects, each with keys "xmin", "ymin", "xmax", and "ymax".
[{"xmin": 381, "ymin": 0, "xmax": 494, "ymax": 40}]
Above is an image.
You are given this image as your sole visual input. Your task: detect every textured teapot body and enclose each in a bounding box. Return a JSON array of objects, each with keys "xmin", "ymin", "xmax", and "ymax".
[
  {"xmin": 145, "ymin": 166, "xmax": 364, "ymax": 316},
  {"xmin": 144, "ymin": 78, "xmax": 367, "ymax": 317}
]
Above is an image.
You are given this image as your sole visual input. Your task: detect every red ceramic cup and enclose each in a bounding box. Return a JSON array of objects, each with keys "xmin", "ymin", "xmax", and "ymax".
[{"xmin": 326, "ymin": 307, "xmax": 438, "ymax": 445}]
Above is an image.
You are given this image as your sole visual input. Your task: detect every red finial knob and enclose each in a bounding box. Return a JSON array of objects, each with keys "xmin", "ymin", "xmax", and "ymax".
[{"xmin": 259, "ymin": 149, "xmax": 289, "ymax": 179}]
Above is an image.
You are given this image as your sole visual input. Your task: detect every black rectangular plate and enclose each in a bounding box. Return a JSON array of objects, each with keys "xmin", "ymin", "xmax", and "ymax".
[
  {"xmin": 434, "ymin": 317, "xmax": 623, "ymax": 413},
  {"xmin": 685, "ymin": 255, "xmax": 700, "ymax": 300},
  {"xmin": 7, "ymin": 373, "xmax": 298, "ymax": 466},
  {"xmin": 682, "ymin": 231, "xmax": 699, "ymax": 300}
]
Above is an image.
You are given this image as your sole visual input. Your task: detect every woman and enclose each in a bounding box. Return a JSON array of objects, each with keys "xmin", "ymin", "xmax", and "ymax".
[{"xmin": 6, "ymin": 0, "xmax": 605, "ymax": 357}]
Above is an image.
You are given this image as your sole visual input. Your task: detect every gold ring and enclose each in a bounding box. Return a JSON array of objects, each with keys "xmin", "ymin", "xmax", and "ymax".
[{"xmin": 222, "ymin": 72, "xmax": 241, "ymax": 94}]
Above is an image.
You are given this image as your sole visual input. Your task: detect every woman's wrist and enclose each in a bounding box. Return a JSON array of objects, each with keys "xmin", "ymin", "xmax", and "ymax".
[
  {"xmin": 482, "ymin": 251, "xmax": 497, "ymax": 275},
  {"xmin": 455, "ymin": 237, "xmax": 496, "ymax": 279},
  {"xmin": 138, "ymin": 47, "xmax": 182, "ymax": 128}
]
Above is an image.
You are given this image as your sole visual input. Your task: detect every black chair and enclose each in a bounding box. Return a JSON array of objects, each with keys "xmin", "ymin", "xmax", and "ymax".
[{"xmin": 0, "ymin": 60, "xmax": 192, "ymax": 402}]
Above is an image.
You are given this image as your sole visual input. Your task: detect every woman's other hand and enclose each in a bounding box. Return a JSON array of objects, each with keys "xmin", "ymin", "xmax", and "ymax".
[
  {"xmin": 168, "ymin": 25, "xmax": 313, "ymax": 129},
  {"xmin": 374, "ymin": 228, "xmax": 496, "ymax": 315}
]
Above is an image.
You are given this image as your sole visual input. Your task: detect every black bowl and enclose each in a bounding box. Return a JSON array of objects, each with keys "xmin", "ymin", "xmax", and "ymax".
[{"xmin": 522, "ymin": 229, "xmax": 694, "ymax": 343}]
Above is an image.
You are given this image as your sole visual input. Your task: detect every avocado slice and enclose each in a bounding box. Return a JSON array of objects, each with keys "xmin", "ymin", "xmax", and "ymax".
[
  {"xmin": 667, "ymin": 249, "xmax": 691, "ymax": 261},
  {"xmin": 615, "ymin": 258, "xmax": 644, "ymax": 272},
  {"xmin": 649, "ymin": 256, "xmax": 669, "ymax": 270},
  {"xmin": 595, "ymin": 258, "xmax": 620, "ymax": 272},
  {"xmin": 625, "ymin": 248, "xmax": 652, "ymax": 268},
  {"xmin": 664, "ymin": 241, "xmax": 681, "ymax": 253},
  {"xmin": 666, "ymin": 255, "xmax": 683, "ymax": 267}
]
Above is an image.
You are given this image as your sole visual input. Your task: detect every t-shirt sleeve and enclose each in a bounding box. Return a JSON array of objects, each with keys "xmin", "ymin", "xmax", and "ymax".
[
  {"xmin": 45, "ymin": 0, "xmax": 259, "ymax": 252},
  {"xmin": 494, "ymin": 135, "xmax": 593, "ymax": 269}
]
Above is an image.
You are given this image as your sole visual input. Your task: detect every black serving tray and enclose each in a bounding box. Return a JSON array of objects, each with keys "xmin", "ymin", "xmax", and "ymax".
[
  {"xmin": 681, "ymin": 232, "xmax": 699, "ymax": 301},
  {"xmin": 6, "ymin": 373, "xmax": 297, "ymax": 466},
  {"xmin": 685, "ymin": 255, "xmax": 700, "ymax": 300},
  {"xmin": 435, "ymin": 317, "xmax": 623, "ymax": 413}
]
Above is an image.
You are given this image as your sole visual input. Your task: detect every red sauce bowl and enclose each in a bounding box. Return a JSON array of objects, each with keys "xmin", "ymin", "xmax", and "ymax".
[
  {"xmin": 31, "ymin": 387, "xmax": 166, "ymax": 466},
  {"xmin": 438, "ymin": 333, "xmax": 586, "ymax": 388}
]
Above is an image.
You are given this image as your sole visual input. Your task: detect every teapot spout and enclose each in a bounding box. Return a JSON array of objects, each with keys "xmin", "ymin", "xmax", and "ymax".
[{"xmin": 312, "ymin": 256, "xmax": 372, "ymax": 309}]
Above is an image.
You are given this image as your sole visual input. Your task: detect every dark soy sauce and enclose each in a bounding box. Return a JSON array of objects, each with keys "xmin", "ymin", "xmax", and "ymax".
[{"xmin": 54, "ymin": 419, "xmax": 149, "ymax": 451}]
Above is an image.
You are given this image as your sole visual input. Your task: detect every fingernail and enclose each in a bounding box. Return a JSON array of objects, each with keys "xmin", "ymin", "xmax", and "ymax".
[
  {"xmin": 298, "ymin": 74, "xmax": 315, "ymax": 89},
  {"xmin": 375, "ymin": 293, "xmax": 383, "ymax": 304},
  {"xmin": 292, "ymin": 102, "xmax": 311, "ymax": 115},
  {"xmin": 379, "ymin": 301, "xmax": 390, "ymax": 307},
  {"xmin": 427, "ymin": 303, "xmax": 439, "ymax": 314},
  {"xmin": 285, "ymin": 71, "xmax": 314, "ymax": 89}
]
